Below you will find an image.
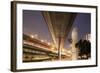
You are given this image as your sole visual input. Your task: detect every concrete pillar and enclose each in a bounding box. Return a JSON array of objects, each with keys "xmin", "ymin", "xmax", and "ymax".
[
  {"xmin": 71, "ymin": 27, "xmax": 78, "ymax": 60},
  {"xmin": 57, "ymin": 37, "xmax": 64, "ymax": 60}
]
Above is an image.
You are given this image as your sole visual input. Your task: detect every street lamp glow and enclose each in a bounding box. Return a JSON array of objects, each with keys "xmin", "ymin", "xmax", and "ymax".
[
  {"xmin": 67, "ymin": 50, "xmax": 71, "ymax": 54},
  {"xmin": 31, "ymin": 35, "xmax": 34, "ymax": 38},
  {"xmin": 62, "ymin": 49, "xmax": 65, "ymax": 52},
  {"xmin": 51, "ymin": 47, "xmax": 55, "ymax": 50},
  {"xmin": 47, "ymin": 42, "xmax": 50, "ymax": 45},
  {"xmin": 41, "ymin": 40, "xmax": 44, "ymax": 42}
]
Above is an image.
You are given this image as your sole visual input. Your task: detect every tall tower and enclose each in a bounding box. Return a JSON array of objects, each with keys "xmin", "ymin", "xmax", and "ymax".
[{"xmin": 71, "ymin": 27, "xmax": 78, "ymax": 60}]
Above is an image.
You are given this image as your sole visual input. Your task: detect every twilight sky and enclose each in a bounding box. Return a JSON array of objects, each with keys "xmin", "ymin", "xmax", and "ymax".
[{"xmin": 23, "ymin": 10, "xmax": 91, "ymax": 48}]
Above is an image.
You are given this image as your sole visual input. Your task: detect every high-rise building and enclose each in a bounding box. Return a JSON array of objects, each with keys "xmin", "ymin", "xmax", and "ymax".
[{"xmin": 84, "ymin": 33, "xmax": 91, "ymax": 42}]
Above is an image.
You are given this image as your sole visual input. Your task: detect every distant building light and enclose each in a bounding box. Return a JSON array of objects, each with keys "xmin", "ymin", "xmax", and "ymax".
[
  {"xmin": 78, "ymin": 56, "xmax": 81, "ymax": 59},
  {"xmin": 82, "ymin": 54, "xmax": 87, "ymax": 58}
]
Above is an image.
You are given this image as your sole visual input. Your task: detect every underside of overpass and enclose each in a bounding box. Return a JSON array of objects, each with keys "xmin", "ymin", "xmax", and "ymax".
[{"xmin": 42, "ymin": 11, "xmax": 77, "ymax": 60}]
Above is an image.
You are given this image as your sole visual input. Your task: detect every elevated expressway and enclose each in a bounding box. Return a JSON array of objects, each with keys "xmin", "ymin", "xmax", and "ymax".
[{"xmin": 23, "ymin": 34, "xmax": 70, "ymax": 62}]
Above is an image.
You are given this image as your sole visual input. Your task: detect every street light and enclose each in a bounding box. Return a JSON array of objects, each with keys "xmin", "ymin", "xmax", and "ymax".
[
  {"xmin": 41, "ymin": 40, "xmax": 44, "ymax": 42},
  {"xmin": 30, "ymin": 35, "xmax": 34, "ymax": 38},
  {"xmin": 51, "ymin": 47, "xmax": 55, "ymax": 50},
  {"xmin": 47, "ymin": 42, "xmax": 51, "ymax": 45}
]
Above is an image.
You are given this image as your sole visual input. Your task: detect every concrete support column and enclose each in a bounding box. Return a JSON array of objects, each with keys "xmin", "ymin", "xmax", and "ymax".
[
  {"xmin": 71, "ymin": 27, "xmax": 78, "ymax": 60},
  {"xmin": 72, "ymin": 41, "xmax": 78, "ymax": 60},
  {"xmin": 58, "ymin": 37, "xmax": 64, "ymax": 60}
]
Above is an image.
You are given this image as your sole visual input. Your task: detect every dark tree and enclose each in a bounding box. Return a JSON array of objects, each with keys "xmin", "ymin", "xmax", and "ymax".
[{"xmin": 75, "ymin": 39, "xmax": 91, "ymax": 59}]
